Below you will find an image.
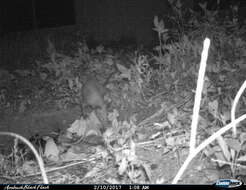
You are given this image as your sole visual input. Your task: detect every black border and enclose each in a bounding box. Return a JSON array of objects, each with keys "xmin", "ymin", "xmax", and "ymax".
[{"xmin": 1, "ymin": 184, "xmax": 244, "ymax": 190}]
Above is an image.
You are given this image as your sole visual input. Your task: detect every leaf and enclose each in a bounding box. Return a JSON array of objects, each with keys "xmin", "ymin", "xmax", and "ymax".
[
  {"xmin": 199, "ymin": 2, "xmax": 207, "ymax": 11},
  {"xmin": 216, "ymin": 136, "xmax": 231, "ymax": 161},
  {"xmin": 43, "ymin": 136, "xmax": 59, "ymax": 162},
  {"xmin": 167, "ymin": 108, "xmax": 178, "ymax": 125},
  {"xmin": 156, "ymin": 177, "xmax": 165, "ymax": 184},
  {"xmin": 116, "ymin": 63, "xmax": 131, "ymax": 80},
  {"xmin": 118, "ymin": 157, "xmax": 128, "ymax": 175},
  {"xmin": 176, "ymin": 0, "xmax": 182, "ymax": 9},
  {"xmin": 95, "ymin": 45, "xmax": 105, "ymax": 54},
  {"xmin": 85, "ymin": 111, "xmax": 103, "ymax": 137},
  {"xmin": 67, "ymin": 118, "xmax": 87, "ymax": 137},
  {"xmin": 203, "ymin": 146, "xmax": 216, "ymax": 157},
  {"xmin": 240, "ymin": 132, "xmax": 246, "ymax": 144},
  {"xmin": 165, "ymin": 136, "xmax": 175, "ymax": 146},
  {"xmin": 106, "ymin": 178, "xmax": 121, "ymax": 184},
  {"xmin": 128, "ymin": 140, "xmax": 136, "ymax": 162},
  {"xmin": 83, "ymin": 166, "xmax": 100, "ymax": 179},
  {"xmin": 226, "ymin": 138, "xmax": 241, "ymax": 152},
  {"xmin": 40, "ymin": 72, "xmax": 47, "ymax": 80},
  {"xmin": 153, "ymin": 121, "xmax": 171, "ymax": 130},
  {"xmin": 75, "ymin": 77, "xmax": 82, "ymax": 89},
  {"xmin": 21, "ymin": 161, "xmax": 38, "ymax": 175},
  {"xmin": 19, "ymin": 100, "xmax": 27, "ymax": 113},
  {"xmin": 153, "ymin": 16, "xmax": 166, "ymax": 33},
  {"xmin": 105, "ymin": 55, "xmax": 114, "ymax": 66},
  {"xmin": 214, "ymin": 152, "xmax": 227, "ymax": 167},
  {"xmin": 115, "ymin": 151, "xmax": 124, "ymax": 164},
  {"xmin": 159, "ymin": 20, "xmax": 165, "ymax": 32},
  {"xmin": 103, "ymin": 127, "xmax": 114, "ymax": 143},
  {"xmin": 208, "ymin": 100, "xmax": 219, "ymax": 118},
  {"xmin": 153, "ymin": 16, "xmax": 159, "ymax": 29},
  {"xmin": 220, "ymin": 110, "xmax": 230, "ymax": 126},
  {"xmin": 68, "ymin": 78, "xmax": 73, "ymax": 89},
  {"xmin": 237, "ymin": 155, "xmax": 246, "ymax": 162},
  {"xmin": 60, "ymin": 148, "xmax": 86, "ymax": 161},
  {"xmin": 141, "ymin": 163, "xmax": 152, "ymax": 182}
]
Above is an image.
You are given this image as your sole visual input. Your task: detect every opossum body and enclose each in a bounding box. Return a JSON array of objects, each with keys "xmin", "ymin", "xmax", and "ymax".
[
  {"xmin": 70, "ymin": 74, "xmax": 115, "ymax": 146},
  {"xmin": 81, "ymin": 68, "xmax": 117, "ymax": 111},
  {"xmin": 82, "ymin": 77, "xmax": 106, "ymax": 111},
  {"xmin": 66, "ymin": 79, "xmax": 107, "ymax": 146}
]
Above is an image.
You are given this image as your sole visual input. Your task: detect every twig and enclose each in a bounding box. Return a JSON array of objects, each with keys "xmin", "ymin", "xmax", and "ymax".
[
  {"xmin": 189, "ymin": 38, "xmax": 210, "ymax": 153},
  {"xmin": 172, "ymin": 38, "xmax": 210, "ymax": 184},
  {"xmin": 11, "ymin": 154, "xmax": 100, "ymax": 179},
  {"xmin": 211, "ymin": 158, "xmax": 246, "ymax": 169},
  {"xmin": 23, "ymin": 157, "xmax": 96, "ymax": 178},
  {"xmin": 137, "ymin": 95, "xmax": 192, "ymax": 127},
  {"xmin": 147, "ymin": 91, "xmax": 168, "ymax": 102}
]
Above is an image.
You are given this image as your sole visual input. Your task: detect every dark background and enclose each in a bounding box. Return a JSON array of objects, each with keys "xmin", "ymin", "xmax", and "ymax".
[{"xmin": 0, "ymin": 0, "xmax": 245, "ymax": 45}]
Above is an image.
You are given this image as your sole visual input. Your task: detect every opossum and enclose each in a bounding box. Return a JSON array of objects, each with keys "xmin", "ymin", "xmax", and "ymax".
[
  {"xmin": 82, "ymin": 76, "xmax": 106, "ymax": 112},
  {"xmin": 82, "ymin": 70, "xmax": 116, "ymax": 112},
  {"xmin": 67, "ymin": 71, "xmax": 116, "ymax": 146}
]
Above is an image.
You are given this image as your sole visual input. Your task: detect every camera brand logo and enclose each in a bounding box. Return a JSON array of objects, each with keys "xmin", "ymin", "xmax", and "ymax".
[{"xmin": 215, "ymin": 179, "xmax": 243, "ymax": 188}]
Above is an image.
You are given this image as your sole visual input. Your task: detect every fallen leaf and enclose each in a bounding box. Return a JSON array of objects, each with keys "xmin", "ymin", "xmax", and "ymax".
[
  {"xmin": 43, "ymin": 136, "xmax": 59, "ymax": 162},
  {"xmin": 118, "ymin": 157, "xmax": 127, "ymax": 175},
  {"xmin": 208, "ymin": 100, "xmax": 218, "ymax": 118},
  {"xmin": 217, "ymin": 136, "xmax": 231, "ymax": 161},
  {"xmin": 237, "ymin": 155, "xmax": 246, "ymax": 162},
  {"xmin": 106, "ymin": 178, "xmax": 120, "ymax": 184},
  {"xmin": 21, "ymin": 161, "xmax": 38, "ymax": 175},
  {"xmin": 240, "ymin": 132, "xmax": 246, "ymax": 144}
]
